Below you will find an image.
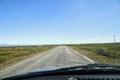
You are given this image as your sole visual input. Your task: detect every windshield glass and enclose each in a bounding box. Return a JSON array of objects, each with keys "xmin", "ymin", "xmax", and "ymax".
[{"xmin": 0, "ymin": 0, "xmax": 120, "ymax": 78}]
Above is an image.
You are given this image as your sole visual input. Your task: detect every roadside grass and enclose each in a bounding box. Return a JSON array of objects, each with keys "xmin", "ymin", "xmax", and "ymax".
[
  {"xmin": 68, "ymin": 43, "xmax": 120, "ymax": 64},
  {"xmin": 0, "ymin": 45, "xmax": 56, "ymax": 69}
]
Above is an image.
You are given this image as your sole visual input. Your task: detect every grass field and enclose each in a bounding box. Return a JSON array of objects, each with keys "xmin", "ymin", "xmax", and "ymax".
[
  {"xmin": 0, "ymin": 45, "xmax": 55, "ymax": 69},
  {"xmin": 68, "ymin": 43, "xmax": 120, "ymax": 64}
]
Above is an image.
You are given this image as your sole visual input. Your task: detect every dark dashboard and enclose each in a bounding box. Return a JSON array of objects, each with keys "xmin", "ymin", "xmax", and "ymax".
[{"xmin": 23, "ymin": 75, "xmax": 120, "ymax": 80}]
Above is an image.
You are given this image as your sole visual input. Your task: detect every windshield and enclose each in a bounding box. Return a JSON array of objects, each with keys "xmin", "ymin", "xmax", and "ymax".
[{"xmin": 0, "ymin": 0, "xmax": 120, "ymax": 78}]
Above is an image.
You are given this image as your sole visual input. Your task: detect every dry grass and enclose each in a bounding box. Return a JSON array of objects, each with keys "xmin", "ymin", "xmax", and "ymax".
[
  {"xmin": 68, "ymin": 43, "xmax": 120, "ymax": 64},
  {"xmin": 0, "ymin": 45, "xmax": 55, "ymax": 69}
]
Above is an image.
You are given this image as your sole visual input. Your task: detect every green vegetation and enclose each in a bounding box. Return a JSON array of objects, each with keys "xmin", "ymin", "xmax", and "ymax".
[
  {"xmin": 68, "ymin": 43, "xmax": 120, "ymax": 64},
  {"xmin": 0, "ymin": 45, "xmax": 55, "ymax": 69}
]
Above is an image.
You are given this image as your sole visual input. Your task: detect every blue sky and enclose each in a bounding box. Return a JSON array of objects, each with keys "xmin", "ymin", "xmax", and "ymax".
[{"xmin": 0, "ymin": 0, "xmax": 120, "ymax": 44}]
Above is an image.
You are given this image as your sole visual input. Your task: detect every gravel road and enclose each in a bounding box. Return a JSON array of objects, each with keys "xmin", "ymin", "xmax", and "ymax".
[{"xmin": 0, "ymin": 46, "xmax": 95, "ymax": 78}]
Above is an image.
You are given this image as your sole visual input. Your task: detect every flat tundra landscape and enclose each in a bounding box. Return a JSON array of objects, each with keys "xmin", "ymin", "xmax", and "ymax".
[{"xmin": 0, "ymin": 46, "xmax": 95, "ymax": 78}]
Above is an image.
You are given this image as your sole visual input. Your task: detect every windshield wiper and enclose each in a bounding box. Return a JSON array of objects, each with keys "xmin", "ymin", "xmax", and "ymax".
[{"xmin": 2, "ymin": 63, "xmax": 120, "ymax": 80}]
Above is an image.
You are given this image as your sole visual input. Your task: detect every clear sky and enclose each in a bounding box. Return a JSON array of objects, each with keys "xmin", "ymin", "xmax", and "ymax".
[{"xmin": 0, "ymin": 0, "xmax": 120, "ymax": 44}]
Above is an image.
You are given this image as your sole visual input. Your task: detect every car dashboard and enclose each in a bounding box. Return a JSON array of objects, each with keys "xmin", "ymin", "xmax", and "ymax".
[
  {"xmin": 2, "ymin": 64, "xmax": 120, "ymax": 80},
  {"xmin": 22, "ymin": 75, "xmax": 120, "ymax": 80}
]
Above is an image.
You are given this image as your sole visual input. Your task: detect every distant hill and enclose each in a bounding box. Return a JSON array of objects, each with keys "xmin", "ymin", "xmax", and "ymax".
[
  {"xmin": 0, "ymin": 44, "xmax": 42, "ymax": 47},
  {"xmin": 0, "ymin": 44, "xmax": 16, "ymax": 47}
]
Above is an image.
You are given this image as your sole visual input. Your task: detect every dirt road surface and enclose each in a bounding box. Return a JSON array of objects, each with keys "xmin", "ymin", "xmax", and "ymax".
[{"xmin": 0, "ymin": 46, "xmax": 95, "ymax": 78}]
